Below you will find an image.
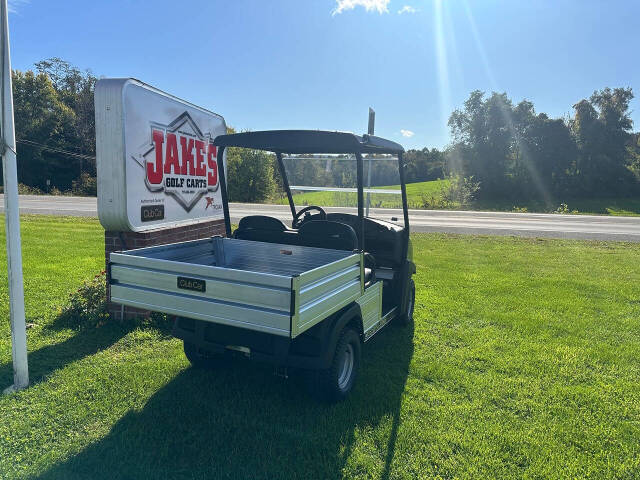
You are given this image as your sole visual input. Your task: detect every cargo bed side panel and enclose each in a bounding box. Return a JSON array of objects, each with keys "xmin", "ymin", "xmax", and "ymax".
[{"xmin": 293, "ymin": 254, "xmax": 362, "ymax": 337}]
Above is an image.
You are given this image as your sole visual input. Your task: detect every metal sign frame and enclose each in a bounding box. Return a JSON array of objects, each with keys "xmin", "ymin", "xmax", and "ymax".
[{"xmin": 95, "ymin": 78, "xmax": 227, "ymax": 232}]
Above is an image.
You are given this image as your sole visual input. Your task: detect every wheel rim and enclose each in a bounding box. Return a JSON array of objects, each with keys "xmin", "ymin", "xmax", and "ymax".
[{"xmin": 337, "ymin": 343, "xmax": 354, "ymax": 390}]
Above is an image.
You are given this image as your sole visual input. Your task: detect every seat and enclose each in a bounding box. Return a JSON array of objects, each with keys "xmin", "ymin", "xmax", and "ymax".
[
  {"xmin": 298, "ymin": 220, "xmax": 357, "ymax": 251},
  {"xmin": 299, "ymin": 220, "xmax": 375, "ymax": 287},
  {"xmin": 233, "ymin": 215, "xmax": 296, "ymax": 244}
]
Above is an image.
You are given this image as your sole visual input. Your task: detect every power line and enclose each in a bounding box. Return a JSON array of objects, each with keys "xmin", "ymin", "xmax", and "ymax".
[{"xmin": 16, "ymin": 138, "xmax": 96, "ymax": 161}]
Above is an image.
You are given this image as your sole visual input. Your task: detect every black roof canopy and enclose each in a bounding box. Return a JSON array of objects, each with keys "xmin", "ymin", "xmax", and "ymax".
[{"xmin": 213, "ymin": 130, "xmax": 404, "ymax": 155}]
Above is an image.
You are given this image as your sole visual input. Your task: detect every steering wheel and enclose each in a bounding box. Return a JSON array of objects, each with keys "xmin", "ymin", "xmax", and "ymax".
[{"xmin": 292, "ymin": 205, "xmax": 327, "ymax": 228}]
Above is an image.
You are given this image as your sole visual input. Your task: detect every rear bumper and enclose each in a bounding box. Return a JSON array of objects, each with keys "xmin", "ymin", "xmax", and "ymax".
[{"xmin": 172, "ymin": 317, "xmax": 329, "ymax": 370}]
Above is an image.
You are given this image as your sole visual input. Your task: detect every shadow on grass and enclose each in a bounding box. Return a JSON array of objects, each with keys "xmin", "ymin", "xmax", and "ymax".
[
  {"xmin": 0, "ymin": 318, "xmax": 132, "ymax": 388},
  {"xmin": 36, "ymin": 321, "xmax": 414, "ymax": 480}
]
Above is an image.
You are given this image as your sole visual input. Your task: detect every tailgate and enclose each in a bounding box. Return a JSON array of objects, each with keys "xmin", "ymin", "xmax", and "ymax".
[{"xmin": 109, "ymin": 250, "xmax": 293, "ymax": 336}]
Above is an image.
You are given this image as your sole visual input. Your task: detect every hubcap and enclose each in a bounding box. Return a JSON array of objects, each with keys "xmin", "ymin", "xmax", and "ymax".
[{"xmin": 337, "ymin": 343, "xmax": 354, "ymax": 390}]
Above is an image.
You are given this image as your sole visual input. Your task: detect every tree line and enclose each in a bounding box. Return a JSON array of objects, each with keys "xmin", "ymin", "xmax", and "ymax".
[
  {"xmin": 9, "ymin": 58, "xmax": 97, "ymax": 195},
  {"xmin": 446, "ymin": 88, "xmax": 639, "ymax": 202},
  {"xmin": 1, "ymin": 58, "xmax": 638, "ymax": 206}
]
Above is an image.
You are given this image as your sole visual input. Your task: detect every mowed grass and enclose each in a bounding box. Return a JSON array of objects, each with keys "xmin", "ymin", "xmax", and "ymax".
[
  {"xmin": 274, "ymin": 179, "xmax": 450, "ymax": 209},
  {"xmin": 1, "ymin": 216, "xmax": 640, "ymax": 479}
]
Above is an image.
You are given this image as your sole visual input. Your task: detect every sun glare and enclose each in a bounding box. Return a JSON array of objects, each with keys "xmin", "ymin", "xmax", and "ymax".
[
  {"xmin": 433, "ymin": 0, "xmax": 452, "ymax": 143},
  {"xmin": 460, "ymin": 0, "xmax": 552, "ymax": 204}
]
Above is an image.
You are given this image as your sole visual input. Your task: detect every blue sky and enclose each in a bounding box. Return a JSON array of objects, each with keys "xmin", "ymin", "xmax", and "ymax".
[{"xmin": 7, "ymin": 0, "xmax": 640, "ymax": 150}]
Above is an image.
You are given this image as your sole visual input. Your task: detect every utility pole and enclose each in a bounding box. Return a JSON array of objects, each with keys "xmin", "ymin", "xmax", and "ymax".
[
  {"xmin": 366, "ymin": 108, "xmax": 375, "ymax": 217},
  {"xmin": 1, "ymin": 0, "xmax": 28, "ymax": 394}
]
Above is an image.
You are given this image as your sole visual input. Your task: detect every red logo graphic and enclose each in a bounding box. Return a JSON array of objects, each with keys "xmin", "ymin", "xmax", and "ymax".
[
  {"xmin": 205, "ymin": 196, "xmax": 215, "ymax": 209},
  {"xmin": 135, "ymin": 112, "xmax": 219, "ymax": 212}
]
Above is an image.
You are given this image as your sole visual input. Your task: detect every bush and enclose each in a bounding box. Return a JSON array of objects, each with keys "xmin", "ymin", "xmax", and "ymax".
[
  {"xmin": 419, "ymin": 176, "xmax": 480, "ymax": 209},
  {"xmin": 71, "ymin": 172, "xmax": 97, "ymax": 196},
  {"xmin": 552, "ymin": 203, "xmax": 579, "ymax": 215},
  {"xmin": 18, "ymin": 183, "xmax": 44, "ymax": 194},
  {"xmin": 442, "ymin": 175, "xmax": 480, "ymax": 208},
  {"xmin": 56, "ymin": 271, "xmax": 108, "ymax": 329},
  {"xmin": 420, "ymin": 193, "xmax": 446, "ymax": 209}
]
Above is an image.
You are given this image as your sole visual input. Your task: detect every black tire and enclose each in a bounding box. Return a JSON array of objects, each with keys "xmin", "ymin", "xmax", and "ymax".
[
  {"xmin": 397, "ymin": 278, "xmax": 415, "ymax": 326},
  {"xmin": 183, "ymin": 341, "xmax": 223, "ymax": 369},
  {"xmin": 312, "ymin": 327, "xmax": 361, "ymax": 403}
]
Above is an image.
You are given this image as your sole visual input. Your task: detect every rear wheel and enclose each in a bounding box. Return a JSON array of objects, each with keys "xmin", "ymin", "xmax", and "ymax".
[
  {"xmin": 183, "ymin": 341, "xmax": 223, "ymax": 369},
  {"xmin": 312, "ymin": 327, "xmax": 361, "ymax": 402},
  {"xmin": 397, "ymin": 278, "xmax": 415, "ymax": 326}
]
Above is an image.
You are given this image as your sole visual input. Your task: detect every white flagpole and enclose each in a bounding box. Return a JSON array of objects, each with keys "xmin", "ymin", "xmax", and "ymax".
[{"xmin": 1, "ymin": 0, "xmax": 28, "ymax": 393}]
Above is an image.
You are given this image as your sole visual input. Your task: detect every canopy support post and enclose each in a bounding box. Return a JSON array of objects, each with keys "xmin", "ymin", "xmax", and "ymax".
[
  {"xmin": 355, "ymin": 152, "xmax": 365, "ymax": 252},
  {"xmin": 216, "ymin": 146, "xmax": 232, "ymax": 237},
  {"xmin": 275, "ymin": 152, "xmax": 297, "ymax": 221}
]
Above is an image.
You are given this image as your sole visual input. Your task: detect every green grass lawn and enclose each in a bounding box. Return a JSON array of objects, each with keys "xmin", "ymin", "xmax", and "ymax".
[
  {"xmin": 274, "ymin": 179, "xmax": 450, "ymax": 209},
  {"xmin": 1, "ymin": 216, "xmax": 640, "ymax": 479}
]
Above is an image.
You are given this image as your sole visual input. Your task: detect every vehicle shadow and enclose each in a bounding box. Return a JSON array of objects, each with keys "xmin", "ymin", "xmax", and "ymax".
[{"xmin": 35, "ymin": 322, "xmax": 414, "ymax": 480}]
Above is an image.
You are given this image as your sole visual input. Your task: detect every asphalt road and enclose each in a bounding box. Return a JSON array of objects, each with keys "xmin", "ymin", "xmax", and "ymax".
[{"xmin": 2, "ymin": 194, "xmax": 640, "ymax": 242}]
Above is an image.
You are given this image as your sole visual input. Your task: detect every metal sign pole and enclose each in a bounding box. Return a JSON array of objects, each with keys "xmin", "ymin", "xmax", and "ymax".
[
  {"xmin": 1, "ymin": 0, "xmax": 28, "ymax": 394},
  {"xmin": 365, "ymin": 108, "xmax": 374, "ymax": 217}
]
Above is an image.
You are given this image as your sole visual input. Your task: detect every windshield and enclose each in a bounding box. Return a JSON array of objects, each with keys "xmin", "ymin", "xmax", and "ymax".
[{"xmin": 280, "ymin": 155, "xmax": 404, "ymax": 226}]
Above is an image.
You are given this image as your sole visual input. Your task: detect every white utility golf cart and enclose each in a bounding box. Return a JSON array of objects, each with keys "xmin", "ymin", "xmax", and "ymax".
[{"xmin": 108, "ymin": 130, "xmax": 416, "ymax": 401}]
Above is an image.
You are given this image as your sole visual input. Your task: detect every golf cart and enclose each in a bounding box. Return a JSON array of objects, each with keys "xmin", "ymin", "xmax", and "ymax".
[{"xmin": 108, "ymin": 130, "xmax": 415, "ymax": 401}]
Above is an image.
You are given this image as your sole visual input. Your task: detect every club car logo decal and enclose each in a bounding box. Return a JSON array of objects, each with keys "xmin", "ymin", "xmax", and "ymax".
[
  {"xmin": 134, "ymin": 112, "xmax": 219, "ymax": 212},
  {"xmin": 177, "ymin": 276, "xmax": 206, "ymax": 293}
]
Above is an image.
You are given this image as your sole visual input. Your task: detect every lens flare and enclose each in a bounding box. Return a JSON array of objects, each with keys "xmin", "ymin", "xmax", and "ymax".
[
  {"xmin": 462, "ymin": 0, "xmax": 552, "ymax": 204},
  {"xmin": 433, "ymin": 0, "xmax": 452, "ymax": 142}
]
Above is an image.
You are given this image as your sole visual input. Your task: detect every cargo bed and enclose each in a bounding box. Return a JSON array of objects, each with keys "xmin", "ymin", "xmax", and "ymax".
[{"xmin": 109, "ymin": 237, "xmax": 364, "ymax": 338}]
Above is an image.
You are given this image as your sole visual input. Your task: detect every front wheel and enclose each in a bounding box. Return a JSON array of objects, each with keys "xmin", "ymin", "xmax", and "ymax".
[
  {"xmin": 312, "ymin": 328, "xmax": 361, "ymax": 403},
  {"xmin": 397, "ymin": 278, "xmax": 415, "ymax": 326}
]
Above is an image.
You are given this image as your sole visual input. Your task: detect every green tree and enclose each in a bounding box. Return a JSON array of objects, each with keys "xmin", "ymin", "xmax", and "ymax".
[
  {"xmin": 4, "ymin": 59, "xmax": 98, "ymax": 192},
  {"xmin": 627, "ymin": 133, "xmax": 640, "ymax": 182},
  {"xmin": 447, "ymin": 87, "xmax": 639, "ymax": 203},
  {"xmin": 11, "ymin": 70, "xmax": 76, "ymax": 189},
  {"xmin": 36, "ymin": 58, "xmax": 97, "ymax": 172},
  {"xmin": 511, "ymin": 101, "xmax": 576, "ymax": 199},
  {"xmin": 447, "ymin": 90, "xmax": 513, "ymax": 197},
  {"xmin": 571, "ymin": 88, "xmax": 635, "ymax": 195},
  {"xmin": 404, "ymin": 148, "xmax": 446, "ymax": 182},
  {"xmin": 225, "ymin": 148, "xmax": 276, "ymax": 203}
]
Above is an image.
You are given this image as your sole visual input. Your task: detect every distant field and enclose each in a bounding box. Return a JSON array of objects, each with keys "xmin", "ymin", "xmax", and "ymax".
[
  {"xmin": 272, "ymin": 179, "xmax": 640, "ymax": 216},
  {"xmin": 2, "ymin": 215, "xmax": 640, "ymax": 479},
  {"xmin": 274, "ymin": 179, "xmax": 450, "ymax": 209}
]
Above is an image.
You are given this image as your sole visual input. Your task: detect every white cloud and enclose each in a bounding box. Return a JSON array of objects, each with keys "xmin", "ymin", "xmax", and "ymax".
[
  {"xmin": 8, "ymin": 0, "xmax": 29, "ymax": 14},
  {"xmin": 332, "ymin": 0, "xmax": 390, "ymax": 15},
  {"xmin": 400, "ymin": 129, "xmax": 415, "ymax": 138},
  {"xmin": 398, "ymin": 5, "xmax": 418, "ymax": 14}
]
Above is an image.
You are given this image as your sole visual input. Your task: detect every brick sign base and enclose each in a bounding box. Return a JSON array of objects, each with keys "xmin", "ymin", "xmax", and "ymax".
[{"xmin": 105, "ymin": 219, "xmax": 226, "ymax": 320}]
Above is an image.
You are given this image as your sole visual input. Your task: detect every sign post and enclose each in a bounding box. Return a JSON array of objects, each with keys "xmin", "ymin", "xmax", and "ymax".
[{"xmin": 1, "ymin": 0, "xmax": 28, "ymax": 393}]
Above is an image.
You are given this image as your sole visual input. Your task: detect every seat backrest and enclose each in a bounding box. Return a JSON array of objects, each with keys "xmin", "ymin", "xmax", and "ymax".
[
  {"xmin": 298, "ymin": 220, "xmax": 358, "ymax": 251},
  {"xmin": 237, "ymin": 215, "xmax": 287, "ymax": 232},
  {"xmin": 234, "ymin": 215, "xmax": 295, "ymax": 244}
]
